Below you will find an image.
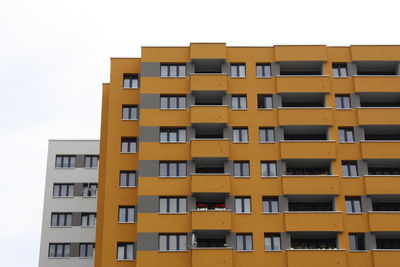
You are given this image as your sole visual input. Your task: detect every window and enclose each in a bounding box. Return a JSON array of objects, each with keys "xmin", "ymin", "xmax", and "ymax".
[
  {"xmin": 160, "ymin": 128, "xmax": 186, "ymax": 143},
  {"xmin": 233, "ymin": 128, "xmax": 248, "ymax": 143},
  {"xmin": 161, "ymin": 64, "xmax": 186, "ymax": 77},
  {"xmin": 160, "ymin": 95, "xmax": 186, "ymax": 109},
  {"xmin": 234, "ymin": 161, "xmax": 250, "ymax": 177},
  {"xmin": 83, "ymin": 183, "xmax": 98, "ymax": 197},
  {"xmin": 258, "ymin": 94, "xmax": 273, "ymax": 109},
  {"xmin": 265, "ymin": 233, "xmax": 281, "ymax": 251},
  {"xmin": 261, "ymin": 162, "xmax": 277, "ymax": 177},
  {"xmin": 55, "ymin": 155, "xmax": 76, "ymax": 168},
  {"xmin": 349, "ymin": 233, "xmax": 365, "ymax": 250},
  {"xmin": 159, "ymin": 197, "xmax": 186, "ymax": 213},
  {"xmin": 339, "ymin": 127, "xmax": 355, "ymax": 142},
  {"xmin": 80, "ymin": 243, "xmax": 95, "ymax": 258},
  {"xmin": 123, "ymin": 74, "xmax": 139, "ymax": 88},
  {"xmin": 159, "ymin": 162, "xmax": 186, "ymax": 177},
  {"xmin": 236, "ymin": 234, "xmax": 253, "ymax": 251},
  {"xmin": 235, "ymin": 197, "xmax": 251, "ymax": 213},
  {"xmin": 232, "ymin": 95, "xmax": 247, "ymax": 109},
  {"xmin": 121, "ymin": 137, "xmax": 137, "ymax": 153},
  {"xmin": 53, "ymin": 184, "xmax": 74, "ymax": 197},
  {"xmin": 51, "ymin": 213, "xmax": 72, "ymax": 227},
  {"xmin": 231, "ymin": 64, "xmax": 246, "ymax": 77},
  {"xmin": 256, "ymin": 63, "xmax": 271, "ymax": 77},
  {"xmin": 120, "ymin": 171, "xmax": 136, "ymax": 187},
  {"xmin": 81, "ymin": 213, "xmax": 96, "ymax": 227},
  {"xmin": 259, "ymin": 127, "xmax": 275, "ymax": 142},
  {"xmin": 342, "ymin": 161, "xmax": 358, "ymax": 177},
  {"xmin": 117, "ymin": 243, "xmax": 135, "ymax": 260},
  {"xmin": 336, "ymin": 95, "xmax": 351, "ymax": 109},
  {"xmin": 48, "ymin": 243, "xmax": 70, "ymax": 258},
  {"xmin": 332, "ymin": 63, "xmax": 348, "ymax": 77},
  {"xmin": 345, "ymin": 197, "xmax": 362, "ymax": 213},
  {"xmin": 118, "ymin": 206, "xmax": 135, "ymax": 223},
  {"xmin": 159, "ymin": 234, "xmax": 187, "ymax": 251},
  {"xmin": 263, "ymin": 197, "xmax": 279, "ymax": 213},
  {"xmin": 122, "ymin": 105, "xmax": 138, "ymax": 120},
  {"xmin": 84, "ymin": 156, "xmax": 99, "ymax": 168}
]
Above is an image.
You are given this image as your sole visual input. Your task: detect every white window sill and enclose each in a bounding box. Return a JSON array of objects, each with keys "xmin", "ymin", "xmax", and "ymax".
[
  {"xmin": 339, "ymin": 141, "xmax": 357, "ymax": 144},
  {"xmin": 158, "ymin": 250, "xmax": 188, "ymax": 252},
  {"xmin": 349, "ymin": 250, "xmax": 368, "ymax": 252},
  {"xmin": 159, "ymin": 212, "xmax": 188, "ymax": 215},
  {"xmin": 160, "ymin": 108, "xmax": 187, "ymax": 110},
  {"xmin": 261, "ymin": 176, "xmax": 279, "ymax": 178},
  {"xmin": 342, "ymin": 176, "xmax": 361, "ymax": 178},
  {"xmin": 231, "ymin": 108, "xmax": 248, "ymax": 110},
  {"xmin": 264, "ymin": 250, "xmax": 283, "ymax": 252},
  {"xmin": 262, "ymin": 212, "xmax": 280, "ymax": 215},
  {"xmin": 232, "ymin": 141, "xmax": 249, "ymax": 144},
  {"xmin": 233, "ymin": 176, "xmax": 251, "ymax": 178},
  {"xmin": 120, "ymin": 152, "xmax": 137, "ymax": 154},
  {"xmin": 160, "ymin": 76, "xmax": 187, "ymax": 78},
  {"xmin": 159, "ymin": 176, "xmax": 188, "ymax": 178},
  {"xmin": 122, "ymin": 119, "xmax": 139, "ymax": 121},
  {"xmin": 123, "ymin": 87, "xmax": 139, "ymax": 89},
  {"xmin": 256, "ymin": 76, "xmax": 272, "ymax": 79},
  {"xmin": 119, "ymin": 186, "xmax": 137, "ymax": 188},
  {"xmin": 260, "ymin": 141, "xmax": 277, "ymax": 144},
  {"xmin": 116, "ymin": 259, "xmax": 135, "ymax": 261},
  {"xmin": 118, "ymin": 222, "xmax": 136, "ymax": 224},
  {"xmin": 332, "ymin": 76, "xmax": 349, "ymax": 79},
  {"xmin": 236, "ymin": 250, "xmax": 254, "ymax": 252},
  {"xmin": 336, "ymin": 108, "xmax": 353, "ymax": 110},
  {"xmin": 159, "ymin": 141, "xmax": 187, "ymax": 144},
  {"xmin": 230, "ymin": 76, "xmax": 246, "ymax": 78},
  {"xmin": 257, "ymin": 108, "xmax": 274, "ymax": 110},
  {"xmin": 346, "ymin": 212, "xmax": 364, "ymax": 215}
]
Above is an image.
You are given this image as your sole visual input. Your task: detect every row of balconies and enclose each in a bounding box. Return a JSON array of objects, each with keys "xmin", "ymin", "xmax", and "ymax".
[{"xmin": 190, "ymin": 74, "xmax": 400, "ymax": 92}]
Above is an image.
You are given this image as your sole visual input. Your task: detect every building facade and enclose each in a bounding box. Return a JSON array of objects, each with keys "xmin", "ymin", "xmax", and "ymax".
[
  {"xmin": 95, "ymin": 44, "xmax": 400, "ymax": 267},
  {"xmin": 39, "ymin": 140, "xmax": 99, "ymax": 267}
]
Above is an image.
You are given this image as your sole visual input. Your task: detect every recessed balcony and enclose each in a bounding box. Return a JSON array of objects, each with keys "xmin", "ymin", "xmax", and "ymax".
[
  {"xmin": 190, "ymin": 74, "xmax": 227, "ymax": 92},
  {"xmin": 361, "ymin": 141, "xmax": 400, "ymax": 159},
  {"xmin": 191, "ymin": 139, "xmax": 229, "ymax": 158},
  {"xmin": 278, "ymin": 108, "xmax": 333, "ymax": 125},
  {"xmin": 372, "ymin": 250, "xmax": 400, "ymax": 267},
  {"xmin": 365, "ymin": 176, "xmax": 400, "ymax": 195},
  {"xmin": 191, "ymin": 106, "xmax": 228, "ymax": 124},
  {"xmin": 282, "ymin": 176, "xmax": 339, "ymax": 195},
  {"xmin": 280, "ymin": 141, "xmax": 336, "ymax": 159},
  {"xmin": 285, "ymin": 212, "xmax": 343, "ymax": 231},
  {"xmin": 276, "ymin": 76, "xmax": 330, "ymax": 93},
  {"xmin": 191, "ymin": 174, "xmax": 230, "ymax": 193},
  {"xmin": 192, "ymin": 248, "xmax": 232, "ymax": 267},
  {"xmin": 354, "ymin": 76, "xmax": 400, "ymax": 92},
  {"xmin": 192, "ymin": 210, "xmax": 231, "ymax": 230},
  {"xmin": 368, "ymin": 212, "xmax": 400, "ymax": 231},
  {"xmin": 286, "ymin": 250, "xmax": 346, "ymax": 267}
]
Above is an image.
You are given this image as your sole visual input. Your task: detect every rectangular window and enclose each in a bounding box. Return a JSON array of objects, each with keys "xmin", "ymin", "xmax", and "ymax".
[
  {"xmin": 342, "ymin": 161, "xmax": 358, "ymax": 177},
  {"xmin": 79, "ymin": 243, "xmax": 95, "ymax": 258},
  {"xmin": 349, "ymin": 233, "xmax": 365, "ymax": 250},
  {"xmin": 159, "ymin": 162, "xmax": 186, "ymax": 177},
  {"xmin": 81, "ymin": 213, "xmax": 96, "ymax": 227},
  {"xmin": 261, "ymin": 162, "xmax": 277, "ymax": 177},
  {"xmin": 231, "ymin": 64, "xmax": 246, "ymax": 77},
  {"xmin": 265, "ymin": 233, "xmax": 281, "ymax": 251},
  {"xmin": 84, "ymin": 155, "xmax": 99, "ymax": 168},
  {"xmin": 121, "ymin": 137, "xmax": 137, "ymax": 153},
  {"xmin": 122, "ymin": 105, "xmax": 138, "ymax": 120},
  {"xmin": 123, "ymin": 74, "xmax": 139, "ymax": 88},
  {"xmin": 259, "ymin": 127, "xmax": 275, "ymax": 142},
  {"xmin": 53, "ymin": 184, "xmax": 74, "ymax": 197},
  {"xmin": 160, "ymin": 64, "xmax": 186, "ymax": 77},
  {"xmin": 51, "ymin": 213, "xmax": 72, "ymax": 227},
  {"xmin": 117, "ymin": 243, "xmax": 135, "ymax": 260},
  {"xmin": 263, "ymin": 197, "xmax": 279, "ymax": 213},
  {"xmin": 159, "ymin": 234, "xmax": 187, "ymax": 251},
  {"xmin": 336, "ymin": 95, "xmax": 351, "ymax": 109},
  {"xmin": 339, "ymin": 127, "xmax": 355, "ymax": 142},
  {"xmin": 120, "ymin": 171, "xmax": 136, "ymax": 187},
  {"xmin": 235, "ymin": 197, "xmax": 251, "ymax": 213},
  {"xmin": 332, "ymin": 63, "xmax": 348, "ymax": 77},
  {"xmin": 345, "ymin": 197, "xmax": 362, "ymax": 213},
  {"xmin": 236, "ymin": 234, "xmax": 253, "ymax": 251},
  {"xmin": 232, "ymin": 95, "xmax": 247, "ymax": 109},
  {"xmin": 256, "ymin": 63, "xmax": 272, "ymax": 77},
  {"xmin": 48, "ymin": 243, "xmax": 70, "ymax": 257},
  {"xmin": 160, "ymin": 95, "xmax": 186, "ymax": 109},
  {"xmin": 258, "ymin": 94, "xmax": 273, "ymax": 108},
  {"xmin": 160, "ymin": 128, "xmax": 186, "ymax": 143},
  {"xmin": 83, "ymin": 183, "xmax": 98, "ymax": 197},
  {"xmin": 118, "ymin": 206, "xmax": 135, "ymax": 223},
  {"xmin": 159, "ymin": 197, "xmax": 186, "ymax": 213},
  {"xmin": 55, "ymin": 155, "xmax": 76, "ymax": 168},
  {"xmin": 234, "ymin": 161, "xmax": 250, "ymax": 177},
  {"xmin": 233, "ymin": 128, "xmax": 248, "ymax": 143}
]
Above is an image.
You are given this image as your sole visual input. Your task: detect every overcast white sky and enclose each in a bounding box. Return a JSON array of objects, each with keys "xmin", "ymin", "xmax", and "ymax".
[{"xmin": 1, "ymin": 0, "xmax": 399, "ymax": 265}]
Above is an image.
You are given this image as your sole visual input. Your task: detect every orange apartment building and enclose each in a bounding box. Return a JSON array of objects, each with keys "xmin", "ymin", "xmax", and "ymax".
[{"xmin": 95, "ymin": 43, "xmax": 400, "ymax": 267}]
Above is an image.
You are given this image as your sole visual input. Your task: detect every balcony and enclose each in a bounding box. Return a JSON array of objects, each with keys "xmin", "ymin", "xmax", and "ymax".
[
  {"xmin": 274, "ymin": 46, "xmax": 327, "ymax": 61},
  {"xmin": 190, "ymin": 43, "xmax": 226, "ymax": 59},
  {"xmin": 286, "ymin": 250, "xmax": 346, "ymax": 267},
  {"xmin": 278, "ymin": 108, "xmax": 333, "ymax": 125},
  {"xmin": 365, "ymin": 176, "xmax": 400, "ymax": 195},
  {"xmin": 361, "ymin": 141, "xmax": 400, "ymax": 159},
  {"xmin": 191, "ymin": 106, "xmax": 228, "ymax": 124},
  {"xmin": 282, "ymin": 176, "xmax": 339, "ymax": 195},
  {"xmin": 368, "ymin": 212, "xmax": 400, "ymax": 231},
  {"xmin": 357, "ymin": 108, "xmax": 400, "ymax": 125},
  {"xmin": 192, "ymin": 248, "xmax": 232, "ymax": 267},
  {"xmin": 191, "ymin": 174, "xmax": 230, "ymax": 193},
  {"xmin": 354, "ymin": 76, "xmax": 400, "ymax": 92},
  {"xmin": 190, "ymin": 74, "xmax": 227, "ymax": 91},
  {"xmin": 276, "ymin": 76, "xmax": 330, "ymax": 93},
  {"xmin": 191, "ymin": 139, "xmax": 229, "ymax": 158},
  {"xmin": 372, "ymin": 250, "xmax": 400, "ymax": 267},
  {"xmin": 285, "ymin": 212, "xmax": 343, "ymax": 231},
  {"xmin": 280, "ymin": 141, "xmax": 336, "ymax": 159},
  {"xmin": 192, "ymin": 210, "xmax": 231, "ymax": 230}
]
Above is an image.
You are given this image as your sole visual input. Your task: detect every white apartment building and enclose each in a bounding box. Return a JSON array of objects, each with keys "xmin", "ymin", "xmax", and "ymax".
[{"xmin": 38, "ymin": 140, "xmax": 99, "ymax": 267}]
